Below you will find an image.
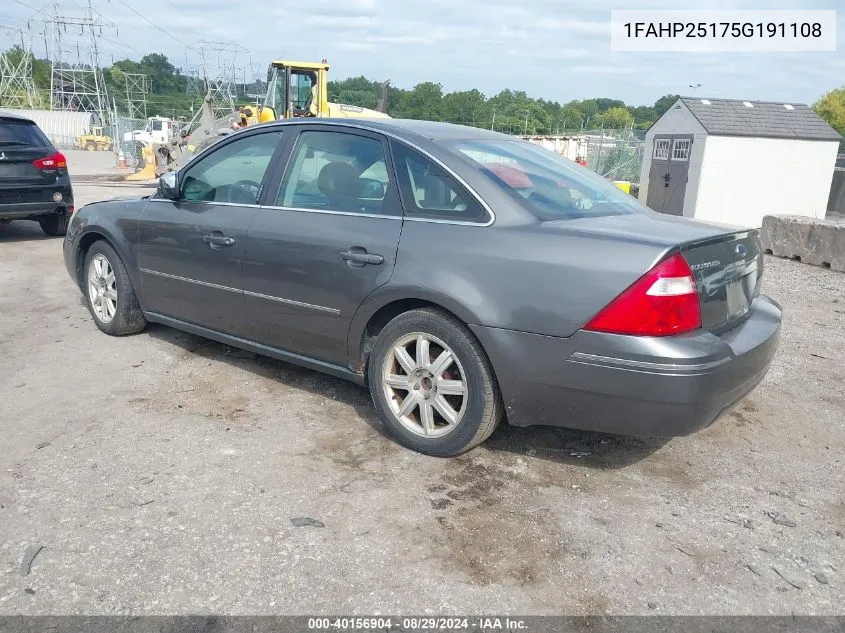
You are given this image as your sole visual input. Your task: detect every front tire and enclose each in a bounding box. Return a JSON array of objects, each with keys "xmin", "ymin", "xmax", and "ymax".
[
  {"xmin": 39, "ymin": 213, "xmax": 69, "ymax": 236},
  {"xmin": 83, "ymin": 241, "xmax": 146, "ymax": 336},
  {"xmin": 367, "ymin": 308, "xmax": 503, "ymax": 456}
]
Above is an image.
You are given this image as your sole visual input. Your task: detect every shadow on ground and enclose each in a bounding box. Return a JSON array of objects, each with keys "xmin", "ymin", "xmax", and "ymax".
[
  {"xmin": 0, "ymin": 220, "xmax": 55, "ymax": 242},
  {"xmin": 144, "ymin": 322, "xmax": 669, "ymax": 469}
]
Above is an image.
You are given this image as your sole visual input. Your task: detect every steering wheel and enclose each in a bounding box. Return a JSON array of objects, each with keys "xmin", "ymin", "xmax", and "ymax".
[{"xmin": 227, "ymin": 179, "xmax": 261, "ymax": 204}]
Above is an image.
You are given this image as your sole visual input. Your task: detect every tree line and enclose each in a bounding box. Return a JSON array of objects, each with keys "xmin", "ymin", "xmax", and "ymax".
[{"xmin": 3, "ymin": 47, "xmax": 843, "ymax": 136}]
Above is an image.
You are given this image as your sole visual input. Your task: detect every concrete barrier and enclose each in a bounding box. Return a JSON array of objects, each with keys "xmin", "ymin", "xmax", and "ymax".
[{"xmin": 760, "ymin": 214, "xmax": 845, "ymax": 272}]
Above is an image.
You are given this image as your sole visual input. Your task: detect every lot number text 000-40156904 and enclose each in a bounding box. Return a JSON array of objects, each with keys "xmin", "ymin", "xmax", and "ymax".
[{"xmin": 610, "ymin": 10, "xmax": 837, "ymax": 52}]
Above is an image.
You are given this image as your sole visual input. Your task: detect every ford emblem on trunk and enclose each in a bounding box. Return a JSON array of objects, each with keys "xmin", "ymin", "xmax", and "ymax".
[{"xmin": 736, "ymin": 244, "xmax": 747, "ymax": 257}]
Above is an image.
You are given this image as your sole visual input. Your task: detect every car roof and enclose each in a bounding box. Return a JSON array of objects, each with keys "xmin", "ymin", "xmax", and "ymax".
[
  {"xmin": 263, "ymin": 118, "xmax": 517, "ymax": 143},
  {"xmin": 0, "ymin": 110, "xmax": 36, "ymax": 123}
]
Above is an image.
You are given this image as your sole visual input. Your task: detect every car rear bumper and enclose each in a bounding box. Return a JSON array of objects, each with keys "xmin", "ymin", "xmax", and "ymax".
[
  {"xmin": 0, "ymin": 182, "xmax": 73, "ymax": 220},
  {"xmin": 0, "ymin": 201, "xmax": 71, "ymax": 219},
  {"xmin": 470, "ymin": 294, "xmax": 781, "ymax": 437}
]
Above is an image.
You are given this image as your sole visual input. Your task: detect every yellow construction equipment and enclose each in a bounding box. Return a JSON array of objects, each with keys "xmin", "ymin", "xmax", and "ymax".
[
  {"xmin": 237, "ymin": 59, "xmax": 390, "ymax": 128},
  {"xmin": 126, "ymin": 58, "xmax": 392, "ymax": 180},
  {"xmin": 77, "ymin": 126, "xmax": 113, "ymax": 151}
]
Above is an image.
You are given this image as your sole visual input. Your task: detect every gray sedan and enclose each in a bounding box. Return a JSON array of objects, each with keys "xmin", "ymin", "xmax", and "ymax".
[{"xmin": 63, "ymin": 119, "xmax": 781, "ymax": 456}]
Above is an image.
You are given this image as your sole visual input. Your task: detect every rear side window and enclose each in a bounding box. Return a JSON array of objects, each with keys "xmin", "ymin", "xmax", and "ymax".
[
  {"xmin": 452, "ymin": 139, "xmax": 643, "ymax": 221},
  {"xmin": 0, "ymin": 120, "xmax": 50, "ymax": 147},
  {"xmin": 392, "ymin": 142, "xmax": 488, "ymax": 223}
]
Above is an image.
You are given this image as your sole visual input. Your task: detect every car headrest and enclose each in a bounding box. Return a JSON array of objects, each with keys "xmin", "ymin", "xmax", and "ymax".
[{"xmin": 317, "ymin": 162, "xmax": 359, "ymax": 197}]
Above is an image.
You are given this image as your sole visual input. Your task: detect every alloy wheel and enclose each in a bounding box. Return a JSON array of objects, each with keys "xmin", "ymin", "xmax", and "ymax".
[
  {"xmin": 88, "ymin": 253, "xmax": 117, "ymax": 323},
  {"xmin": 381, "ymin": 332, "xmax": 468, "ymax": 438}
]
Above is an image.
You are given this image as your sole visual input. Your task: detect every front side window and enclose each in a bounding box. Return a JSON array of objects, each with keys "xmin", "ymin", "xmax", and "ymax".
[
  {"xmin": 181, "ymin": 131, "xmax": 282, "ymax": 204},
  {"xmin": 152, "ymin": 120, "xmax": 163, "ymax": 131},
  {"xmin": 452, "ymin": 139, "xmax": 643, "ymax": 221},
  {"xmin": 392, "ymin": 142, "xmax": 488, "ymax": 223},
  {"xmin": 278, "ymin": 130, "xmax": 390, "ymax": 214}
]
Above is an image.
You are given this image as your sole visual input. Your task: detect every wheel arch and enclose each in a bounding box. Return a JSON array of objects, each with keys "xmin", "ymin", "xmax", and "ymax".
[
  {"xmin": 73, "ymin": 228, "xmax": 143, "ymax": 305},
  {"xmin": 347, "ymin": 289, "xmax": 492, "ymax": 380}
]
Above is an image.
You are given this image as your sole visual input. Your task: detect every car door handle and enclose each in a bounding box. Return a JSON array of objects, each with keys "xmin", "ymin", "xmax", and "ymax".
[
  {"xmin": 340, "ymin": 250, "xmax": 384, "ymax": 265},
  {"xmin": 203, "ymin": 234, "xmax": 235, "ymax": 249}
]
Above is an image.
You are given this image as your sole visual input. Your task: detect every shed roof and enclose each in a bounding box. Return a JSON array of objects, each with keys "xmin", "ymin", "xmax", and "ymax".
[{"xmin": 677, "ymin": 97, "xmax": 841, "ymax": 142}]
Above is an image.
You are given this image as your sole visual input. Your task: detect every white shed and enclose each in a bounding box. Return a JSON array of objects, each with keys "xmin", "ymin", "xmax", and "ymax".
[{"xmin": 638, "ymin": 97, "xmax": 842, "ymax": 227}]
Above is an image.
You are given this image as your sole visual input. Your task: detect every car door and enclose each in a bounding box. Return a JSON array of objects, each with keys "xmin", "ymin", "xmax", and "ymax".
[
  {"xmin": 243, "ymin": 126, "xmax": 403, "ymax": 365},
  {"xmin": 138, "ymin": 129, "xmax": 285, "ymax": 336}
]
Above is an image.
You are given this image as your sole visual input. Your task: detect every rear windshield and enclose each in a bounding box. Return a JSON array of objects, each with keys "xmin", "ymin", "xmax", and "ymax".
[
  {"xmin": 0, "ymin": 120, "xmax": 50, "ymax": 147},
  {"xmin": 450, "ymin": 139, "xmax": 643, "ymax": 221}
]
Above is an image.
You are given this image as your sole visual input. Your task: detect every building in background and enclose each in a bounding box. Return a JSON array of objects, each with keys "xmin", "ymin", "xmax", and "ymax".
[{"xmin": 639, "ymin": 97, "xmax": 841, "ymax": 227}]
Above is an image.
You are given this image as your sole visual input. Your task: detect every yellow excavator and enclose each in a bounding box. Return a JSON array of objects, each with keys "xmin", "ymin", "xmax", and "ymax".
[
  {"xmin": 128, "ymin": 59, "xmax": 390, "ymax": 181},
  {"xmin": 239, "ymin": 59, "xmax": 390, "ymax": 126}
]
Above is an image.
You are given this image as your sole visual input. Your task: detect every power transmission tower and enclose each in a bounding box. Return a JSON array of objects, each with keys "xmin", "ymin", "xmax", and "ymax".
[
  {"xmin": 0, "ymin": 26, "xmax": 40, "ymax": 108},
  {"xmin": 45, "ymin": 0, "xmax": 113, "ymax": 121},
  {"xmin": 189, "ymin": 40, "xmax": 246, "ymax": 121},
  {"xmin": 124, "ymin": 72, "xmax": 147, "ymax": 119},
  {"xmin": 184, "ymin": 65, "xmax": 203, "ymax": 99}
]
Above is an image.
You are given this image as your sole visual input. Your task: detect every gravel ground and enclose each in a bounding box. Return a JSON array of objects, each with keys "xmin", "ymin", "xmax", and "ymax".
[{"xmin": 0, "ymin": 181, "xmax": 843, "ymax": 615}]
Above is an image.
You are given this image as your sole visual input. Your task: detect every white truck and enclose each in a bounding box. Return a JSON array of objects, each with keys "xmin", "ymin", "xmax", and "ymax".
[{"xmin": 123, "ymin": 116, "xmax": 175, "ymax": 145}]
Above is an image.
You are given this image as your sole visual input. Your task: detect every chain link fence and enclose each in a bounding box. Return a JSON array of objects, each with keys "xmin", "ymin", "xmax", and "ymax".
[
  {"xmin": 580, "ymin": 129, "xmax": 645, "ymax": 183},
  {"xmin": 112, "ymin": 116, "xmax": 148, "ymax": 168}
]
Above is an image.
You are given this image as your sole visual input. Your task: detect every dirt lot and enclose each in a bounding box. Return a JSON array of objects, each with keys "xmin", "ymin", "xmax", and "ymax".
[{"xmin": 0, "ymin": 179, "xmax": 843, "ymax": 615}]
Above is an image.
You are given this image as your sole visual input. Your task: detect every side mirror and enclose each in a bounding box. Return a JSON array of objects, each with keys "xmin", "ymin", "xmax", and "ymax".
[{"xmin": 158, "ymin": 171, "xmax": 179, "ymax": 200}]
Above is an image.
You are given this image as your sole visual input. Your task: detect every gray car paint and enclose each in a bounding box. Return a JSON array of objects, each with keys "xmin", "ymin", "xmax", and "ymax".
[{"xmin": 64, "ymin": 118, "xmax": 781, "ymax": 437}]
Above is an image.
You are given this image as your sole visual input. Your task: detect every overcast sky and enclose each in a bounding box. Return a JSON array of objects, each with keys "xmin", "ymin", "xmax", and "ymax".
[{"xmin": 2, "ymin": 0, "xmax": 843, "ymax": 107}]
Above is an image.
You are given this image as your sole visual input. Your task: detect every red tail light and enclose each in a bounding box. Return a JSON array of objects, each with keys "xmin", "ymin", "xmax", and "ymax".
[
  {"xmin": 33, "ymin": 152, "xmax": 67, "ymax": 170},
  {"xmin": 584, "ymin": 252, "xmax": 701, "ymax": 336}
]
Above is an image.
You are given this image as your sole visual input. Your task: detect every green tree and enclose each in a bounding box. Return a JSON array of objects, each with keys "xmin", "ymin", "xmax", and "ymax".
[
  {"xmin": 598, "ymin": 106, "xmax": 634, "ymax": 129},
  {"xmin": 653, "ymin": 94, "xmax": 680, "ymax": 117},
  {"xmin": 813, "ymin": 88, "xmax": 845, "ymax": 135}
]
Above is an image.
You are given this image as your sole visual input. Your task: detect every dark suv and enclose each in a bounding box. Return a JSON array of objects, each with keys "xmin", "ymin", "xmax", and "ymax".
[{"xmin": 0, "ymin": 111, "xmax": 74, "ymax": 236}]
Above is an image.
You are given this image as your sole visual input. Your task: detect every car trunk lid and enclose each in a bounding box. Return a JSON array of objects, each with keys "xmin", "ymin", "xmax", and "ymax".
[
  {"xmin": 542, "ymin": 212, "xmax": 763, "ymax": 334},
  {"xmin": 0, "ymin": 145, "xmax": 61, "ymax": 185},
  {"xmin": 680, "ymin": 231, "xmax": 762, "ymax": 333}
]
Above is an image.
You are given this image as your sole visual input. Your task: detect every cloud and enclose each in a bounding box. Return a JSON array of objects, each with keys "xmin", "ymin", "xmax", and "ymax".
[
  {"xmin": 572, "ymin": 65, "xmax": 633, "ymax": 75},
  {"xmin": 4, "ymin": 0, "xmax": 841, "ymax": 107}
]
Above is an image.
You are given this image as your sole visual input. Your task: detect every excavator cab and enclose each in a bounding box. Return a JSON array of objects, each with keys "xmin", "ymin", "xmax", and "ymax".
[
  {"xmin": 259, "ymin": 60, "xmax": 328, "ymax": 122},
  {"xmin": 254, "ymin": 59, "xmax": 390, "ymax": 123}
]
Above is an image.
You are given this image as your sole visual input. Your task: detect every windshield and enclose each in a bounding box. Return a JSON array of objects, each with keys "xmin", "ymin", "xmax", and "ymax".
[
  {"xmin": 451, "ymin": 139, "xmax": 643, "ymax": 221},
  {"xmin": 264, "ymin": 66, "xmax": 284, "ymax": 111}
]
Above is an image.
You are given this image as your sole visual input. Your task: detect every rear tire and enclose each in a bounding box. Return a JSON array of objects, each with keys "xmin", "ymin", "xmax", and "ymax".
[
  {"xmin": 367, "ymin": 308, "xmax": 503, "ymax": 457},
  {"xmin": 83, "ymin": 241, "xmax": 146, "ymax": 336},
  {"xmin": 39, "ymin": 213, "xmax": 69, "ymax": 237}
]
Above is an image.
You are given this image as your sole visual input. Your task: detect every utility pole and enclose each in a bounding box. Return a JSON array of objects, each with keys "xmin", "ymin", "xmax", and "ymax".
[
  {"xmin": 44, "ymin": 0, "xmax": 114, "ymax": 123},
  {"xmin": 125, "ymin": 73, "xmax": 148, "ymax": 119},
  {"xmin": 0, "ymin": 26, "xmax": 40, "ymax": 108},
  {"xmin": 490, "ymin": 108, "xmax": 496, "ymax": 131},
  {"xmin": 189, "ymin": 39, "xmax": 246, "ymax": 120},
  {"xmin": 523, "ymin": 110, "xmax": 530, "ymax": 135},
  {"xmin": 689, "ymin": 83, "xmax": 702, "ymax": 95}
]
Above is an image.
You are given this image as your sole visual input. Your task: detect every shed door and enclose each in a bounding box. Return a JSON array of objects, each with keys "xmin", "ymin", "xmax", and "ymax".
[{"xmin": 647, "ymin": 135, "xmax": 692, "ymax": 215}]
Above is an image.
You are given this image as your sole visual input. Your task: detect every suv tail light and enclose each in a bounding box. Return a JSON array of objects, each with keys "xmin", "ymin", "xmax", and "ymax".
[
  {"xmin": 33, "ymin": 152, "xmax": 67, "ymax": 170},
  {"xmin": 584, "ymin": 252, "xmax": 701, "ymax": 336}
]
